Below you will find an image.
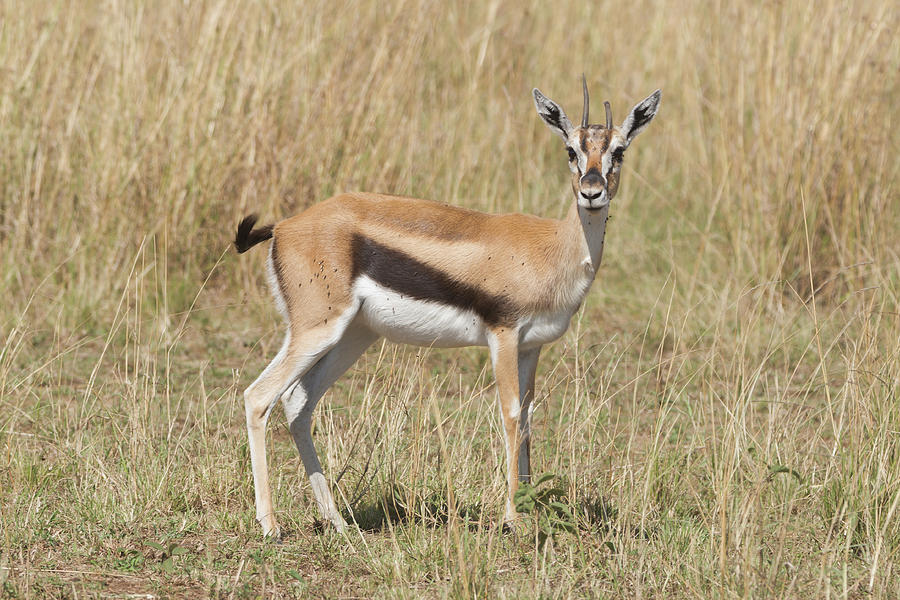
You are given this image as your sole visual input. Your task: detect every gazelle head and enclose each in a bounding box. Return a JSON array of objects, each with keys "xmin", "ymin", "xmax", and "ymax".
[{"xmin": 533, "ymin": 78, "xmax": 661, "ymax": 210}]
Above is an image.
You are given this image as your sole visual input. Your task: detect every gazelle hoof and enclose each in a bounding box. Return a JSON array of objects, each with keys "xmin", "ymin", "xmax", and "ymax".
[
  {"xmin": 262, "ymin": 525, "xmax": 282, "ymax": 542},
  {"xmin": 313, "ymin": 514, "xmax": 348, "ymax": 534},
  {"xmin": 501, "ymin": 515, "xmax": 523, "ymax": 534},
  {"xmin": 330, "ymin": 515, "xmax": 348, "ymax": 533}
]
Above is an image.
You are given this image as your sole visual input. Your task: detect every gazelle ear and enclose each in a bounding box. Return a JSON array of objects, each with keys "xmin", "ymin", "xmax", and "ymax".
[
  {"xmin": 533, "ymin": 88, "xmax": 573, "ymax": 141},
  {"xmin": 620, "ymin": 90, "xmax": 661, "ymax": 144}
]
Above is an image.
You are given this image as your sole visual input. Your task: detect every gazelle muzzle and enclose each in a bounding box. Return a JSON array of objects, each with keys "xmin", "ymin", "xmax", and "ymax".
[{"xmin": 579, "ymin": 170, "xmax": 608, "ymax": 206}]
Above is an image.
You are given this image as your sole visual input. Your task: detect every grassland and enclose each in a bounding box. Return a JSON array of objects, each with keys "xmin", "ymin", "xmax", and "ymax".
[{"xmin": 1, "ymin": 0, "xmax": 898, "ymax": 597}]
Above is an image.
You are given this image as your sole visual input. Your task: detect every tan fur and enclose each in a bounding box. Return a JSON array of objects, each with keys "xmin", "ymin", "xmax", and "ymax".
[{"xmin": 270, "ymin": 192, "xmax": 595, "ymax": 320}]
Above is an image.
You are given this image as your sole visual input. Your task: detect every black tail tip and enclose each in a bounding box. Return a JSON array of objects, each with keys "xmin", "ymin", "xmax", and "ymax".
[{"xmin": 234, "ymin": 214, "xmax": 274, "ymax": 253}]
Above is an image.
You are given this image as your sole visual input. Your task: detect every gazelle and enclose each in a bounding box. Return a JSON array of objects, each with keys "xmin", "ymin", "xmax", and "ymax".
[{"xmin": 235, "ymin": 79, "xmax": 660, "ymax": 537}]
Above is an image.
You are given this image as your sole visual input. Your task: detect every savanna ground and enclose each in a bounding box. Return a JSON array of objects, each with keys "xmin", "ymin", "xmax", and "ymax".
[{"xmin": 1, "ymin": 0, "xmax": 898, "ymax": 598}]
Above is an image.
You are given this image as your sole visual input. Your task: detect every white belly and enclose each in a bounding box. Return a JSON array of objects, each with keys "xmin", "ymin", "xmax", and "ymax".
[
  {"xmin": 518, "ymin": 309, "xmax": 574, "ymax": 348},
  {"xmin": 354, "ymin": 276, "xmax": 488, "ymax": 347},
  {"xmin": 353, "ymin": 276, "xmax": 576, "ymax": 349}
]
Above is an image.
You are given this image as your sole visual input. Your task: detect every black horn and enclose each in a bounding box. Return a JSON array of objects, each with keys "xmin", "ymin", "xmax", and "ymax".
[
  {"xmin": 581, "ymin": 74, "xmax": 590, "ymax": 128},
  {"xmin": 604, "ymin": 101, "xmax": 612, "ymax": 129}
]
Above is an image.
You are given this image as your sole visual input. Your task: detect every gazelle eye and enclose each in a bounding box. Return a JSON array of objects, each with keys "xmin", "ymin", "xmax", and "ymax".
[
  {"xmin": 611, "ymin": 148, "xmax": 625, "ymax": 162},
  {"xmin": 566, "ymin": 147, "xmax": 577, "ymax": 162}
]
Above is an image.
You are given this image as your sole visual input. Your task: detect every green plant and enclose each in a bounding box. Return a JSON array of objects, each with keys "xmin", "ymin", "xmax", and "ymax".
[
  {"xmin": 144, "ymin": 540, "xmax": 189, "ymax": 575},
  {"xmin": 514, "ymin": 473, "xmax": 577, "ymax": 549}
]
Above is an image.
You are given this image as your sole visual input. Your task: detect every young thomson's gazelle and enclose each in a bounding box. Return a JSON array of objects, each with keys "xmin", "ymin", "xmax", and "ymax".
[{"xmin": 235, "ymin": 79, "xmax": 660, "ymax": 537}]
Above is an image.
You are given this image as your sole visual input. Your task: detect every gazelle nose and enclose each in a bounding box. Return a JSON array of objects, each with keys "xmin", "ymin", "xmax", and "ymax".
[
  {"xmin": 579, "ymin": 171, "xmax": 605, "ymax": 200},
  {"xmin": 580, "ymin": 171, "xmax": 604, "ymax": 190}
]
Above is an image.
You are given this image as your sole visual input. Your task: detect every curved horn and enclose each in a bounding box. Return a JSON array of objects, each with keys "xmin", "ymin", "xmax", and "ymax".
[
  {"xmin": 604, "ymin": 101, "xmax": 612, "ymax": 129},
  {"xmin": 581, "ymin": 74, "xmax": 590, "ymax": 128}
]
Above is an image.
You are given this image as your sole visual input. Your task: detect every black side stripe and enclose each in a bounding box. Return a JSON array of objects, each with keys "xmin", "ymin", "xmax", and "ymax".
[{"xmin": 350, "ymin": 234, "xmax": 516, "ymax": 327}]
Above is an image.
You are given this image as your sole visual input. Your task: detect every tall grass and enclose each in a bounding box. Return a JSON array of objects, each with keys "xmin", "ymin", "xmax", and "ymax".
[{"xmin": 1, "ymin": 0, "xmax": 898, "ymax": 597}]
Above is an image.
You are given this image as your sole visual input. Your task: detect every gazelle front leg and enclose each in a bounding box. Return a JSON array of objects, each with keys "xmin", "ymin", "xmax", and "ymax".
[
  {"xmin": 516, "ymin": 346, "xmax": 541, "ymax": 483},
  {"xmin": 488, "ymin": 327, "xmax": 522, "ymax": 524}
]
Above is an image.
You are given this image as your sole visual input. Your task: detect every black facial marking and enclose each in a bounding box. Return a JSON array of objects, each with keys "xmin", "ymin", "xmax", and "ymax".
[
  {"xmin": 580, "ymin": 133, "xmax": 589, "ymax": 154},
  {"xmin": 350, "ymin": 234, "xmax": 516, "ymax": 326}
]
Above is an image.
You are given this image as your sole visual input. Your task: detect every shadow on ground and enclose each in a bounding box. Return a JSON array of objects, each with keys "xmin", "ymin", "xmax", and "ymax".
[{"xmin": 334, "ymin": 486, "xmax": 487, "ymax": 532}]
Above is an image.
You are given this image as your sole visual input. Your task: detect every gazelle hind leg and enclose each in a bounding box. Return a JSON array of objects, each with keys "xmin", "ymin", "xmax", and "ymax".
[
  {"xmin": 283, "ymin": 319, "xmax": 379, "ymax": 532},
  {"xmin": 243, "ymin": 307, "xmax": 359, "ymax": 538},
  {"xmin": 244, "ymin": 335, "xmax": 294, "ymax": 538}
]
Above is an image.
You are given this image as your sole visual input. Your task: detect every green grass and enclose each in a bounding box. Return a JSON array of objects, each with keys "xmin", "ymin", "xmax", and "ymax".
[{"xmin": 2, "ymin": 0, "xmax": 899, "ymax": 597}]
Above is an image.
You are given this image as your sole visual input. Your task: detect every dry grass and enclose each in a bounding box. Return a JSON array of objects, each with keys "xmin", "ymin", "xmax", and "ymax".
[{"xmin": 1, "ymin": 0, "xmax": 898, "ymax": 598}]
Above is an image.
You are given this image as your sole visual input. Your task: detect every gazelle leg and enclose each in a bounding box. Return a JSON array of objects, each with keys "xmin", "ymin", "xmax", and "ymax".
[
  {"xmin": 243, "ymin": 313, "xmax": 357, "ymax": 538},
  {"xmin": 244, "ymin": 336, "xmax": 293, "ymax": 538},
  {"xmin": 488, "ymin": 327, "xmax": 522, "ymax": 524},
  {"xmin": 283, "ymin": 320, "xmax": 379, "ymax": 532},
  {"xmin": 516, "ymin": 346, "xmax": 541, "ymax": 483}
]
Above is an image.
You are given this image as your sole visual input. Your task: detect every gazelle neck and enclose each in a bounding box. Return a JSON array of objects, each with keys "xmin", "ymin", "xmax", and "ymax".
[
  {"xmin": 538, "ymin": 199, "xmax": 610, "ymax": 314},
  {"xmin": 563, "ymin": 199, "xmax": 609, "ymax": 277}
]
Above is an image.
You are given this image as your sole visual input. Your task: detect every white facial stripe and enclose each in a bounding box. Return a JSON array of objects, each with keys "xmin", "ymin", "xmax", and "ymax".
[
  {"xmin": 566, "ymin": 141, "xmax": 587, "ymax": 175},
  {"xmin": 601, "ymin": 149, "xmax": 612, "ymax": 181},
  {"xmin": 567, "ymin": 149, "xmax": 579, "ymax": 174},
  {"xmin": 605, "ymin": 140, "xmax": 627, "ymax": 176}
]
